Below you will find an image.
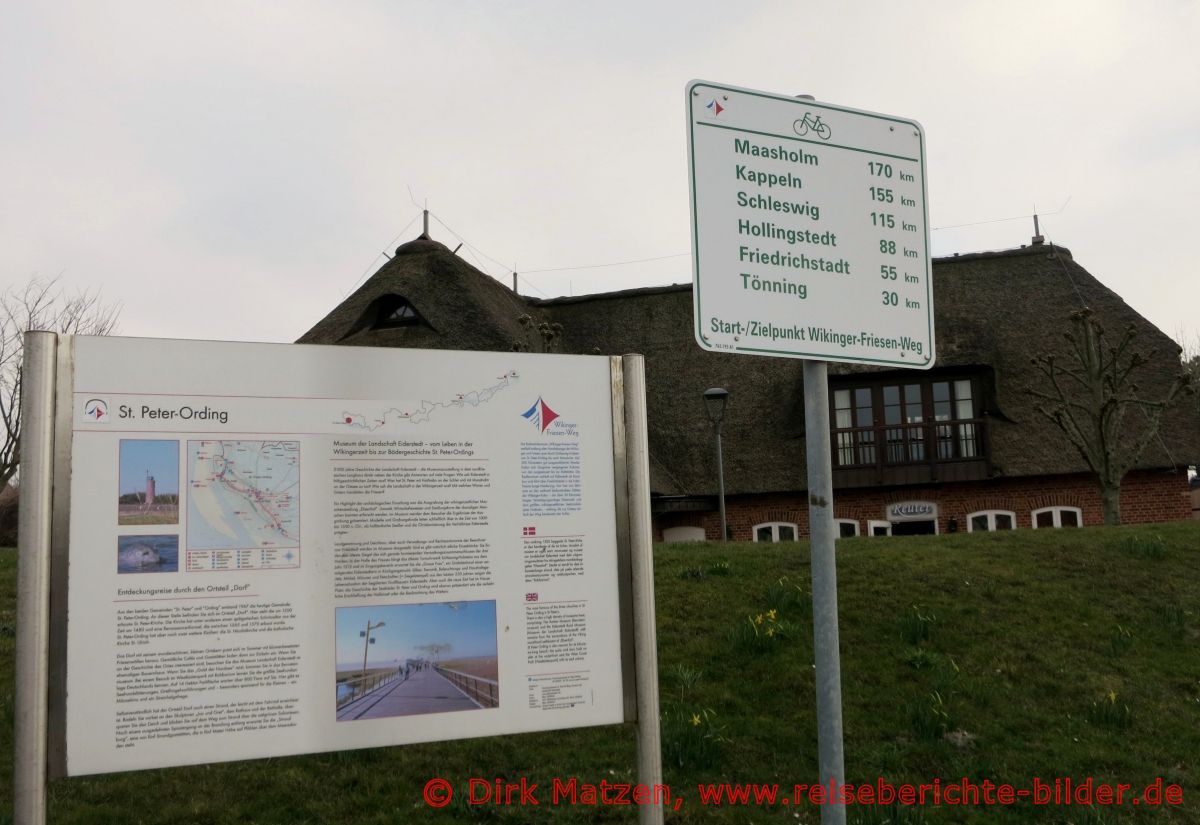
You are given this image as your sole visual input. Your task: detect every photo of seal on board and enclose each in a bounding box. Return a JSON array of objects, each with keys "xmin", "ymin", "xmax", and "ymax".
[
  {"xmin": 116, "ymin": 534, "xmax": 179, "ymax": 574},
  {"xmin": 119, "ymin": 543, "xmax": 161, "ymax": 567}
]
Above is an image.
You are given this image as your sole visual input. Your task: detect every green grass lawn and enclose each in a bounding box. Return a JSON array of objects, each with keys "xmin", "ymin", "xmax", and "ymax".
[{"xmin": 2, "ymin": 521, "xmax": 1199, "ymax": 823}]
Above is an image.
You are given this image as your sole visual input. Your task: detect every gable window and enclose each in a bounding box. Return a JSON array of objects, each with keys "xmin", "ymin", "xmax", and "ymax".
[
  {"xmin": 373, "ymin": 295, "xmax": 424, "ymax": 328},
  {"xmin": 967, "ymin": 510, "xmax": 1016, "ymax": 532},
  {"xmin": 753, "ymin": 522, "xmax": 797, "ymax": 542},
  {"xmin": 382, "ymin": 302, "xmax": 418, "ymax": 325},
  {"xmin": 343, "ymin": 294, "xmax": 432, "ymax": 340},
  {"xmin": 1031, "ymin": 506, "xmax": 1081, "ymax": 528}
]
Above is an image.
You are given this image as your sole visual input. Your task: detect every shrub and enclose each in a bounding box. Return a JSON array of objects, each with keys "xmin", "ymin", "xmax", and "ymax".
[{"xmin": 0, "ymin": 485, "xmax": 17, "ymax": 546}]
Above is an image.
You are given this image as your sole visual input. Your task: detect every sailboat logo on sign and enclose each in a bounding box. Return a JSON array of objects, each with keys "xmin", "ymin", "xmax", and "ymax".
[{"xmin": 520, "ymin": 397, "xmax": 560, "ymax": 433}]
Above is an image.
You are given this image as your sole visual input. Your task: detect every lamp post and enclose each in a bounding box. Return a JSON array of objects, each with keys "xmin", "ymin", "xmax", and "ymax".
[
  {"xmin": 360, "ymin": 619, "xmax": 385, "ymax": 680},
  {"xmin": 703, "ymin": 387, "xmax": 730, "ymax": 542}
]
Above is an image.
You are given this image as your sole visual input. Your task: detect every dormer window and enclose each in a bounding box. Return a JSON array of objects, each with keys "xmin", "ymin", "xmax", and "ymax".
[
  {"xmin": 339, "ymin": 294, "xmax": 432, "ymax": 341},
  {"xmin": 374, "ymin": 296, "xmax": 422, "ymax": 328},
  {"xmin": 830, "ymin": 370, "xmax": 992, "ymax": 488}
]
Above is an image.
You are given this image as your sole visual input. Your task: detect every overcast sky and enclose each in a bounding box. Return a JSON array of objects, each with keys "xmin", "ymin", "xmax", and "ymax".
[{"xmin": 3, "ymin": 1, "xmax": 1197, "ymax": 350}]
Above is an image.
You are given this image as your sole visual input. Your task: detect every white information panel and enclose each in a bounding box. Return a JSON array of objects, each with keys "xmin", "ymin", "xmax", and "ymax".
[
  {"xmin": 60, "ymin": 336, "xmax": 626, "ymax": 775},
  {"xmin": 687, "ymin": 80, "xmax": 935, "ymax": 368}
]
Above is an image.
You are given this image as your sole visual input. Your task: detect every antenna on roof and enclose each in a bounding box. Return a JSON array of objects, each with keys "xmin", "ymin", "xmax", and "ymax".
[
  {"xmin": 1032, "ymin": 210, "xmax": 1045, "ymax": 246},
  {"xmin": 406, "ymin": 187, "xmax": 431, "ymax": 241}
]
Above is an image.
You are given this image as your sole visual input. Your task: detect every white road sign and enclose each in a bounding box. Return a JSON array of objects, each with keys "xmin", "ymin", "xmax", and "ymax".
[{"xmin": 687, "ymin": 80, "xmax": 935, "ymax": 368}]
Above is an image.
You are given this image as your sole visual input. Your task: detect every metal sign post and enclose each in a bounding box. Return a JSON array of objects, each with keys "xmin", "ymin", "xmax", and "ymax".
[
  {"xmin": 687, "ymin": 80, "xmax": 933, "ymax": 825},
  {"xmin": 618, "ymin": 354, "xmax": 665, "ymax": 825},
  {"xmin": 15, "ymin": 331, "xmax": 58, "ymax": 825},
  {"xmin": 803, "ymin": 360, "xmax": 846, "ymax": 822}
]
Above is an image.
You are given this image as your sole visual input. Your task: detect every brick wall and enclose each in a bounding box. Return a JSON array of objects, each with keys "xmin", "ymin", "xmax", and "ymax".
[{"xmin": 654, "ymin": 469, "xmax": 1193, "ymax": 542}]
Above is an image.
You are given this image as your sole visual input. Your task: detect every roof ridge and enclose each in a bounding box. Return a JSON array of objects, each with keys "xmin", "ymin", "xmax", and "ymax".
[{"xmin": 933, "ymin": 244, "xmax": 1072, "ymax": 265}]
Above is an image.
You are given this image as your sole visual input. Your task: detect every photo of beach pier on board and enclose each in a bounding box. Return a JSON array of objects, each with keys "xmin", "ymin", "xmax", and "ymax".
[{"xmin": 334, "ymin": 600, "xmax": 498, "ymax": 722}]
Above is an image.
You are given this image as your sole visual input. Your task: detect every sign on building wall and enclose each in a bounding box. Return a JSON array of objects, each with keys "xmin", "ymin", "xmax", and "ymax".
[
  {"xmin": 57, "ymin": 337, "xmax": 630, "ymax": 775},
  {"xmin": 687, "ymin": 80, "xmax": 935, "ymax": 368},
  {"xmin": 887, "ymin": 501, "xmax": 938, "ymax": 521}
]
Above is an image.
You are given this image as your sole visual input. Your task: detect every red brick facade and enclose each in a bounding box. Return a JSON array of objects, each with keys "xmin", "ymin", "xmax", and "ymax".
[{"xmin": 655, "ymin": 469, "xmax": 1193, "ymax": 542}]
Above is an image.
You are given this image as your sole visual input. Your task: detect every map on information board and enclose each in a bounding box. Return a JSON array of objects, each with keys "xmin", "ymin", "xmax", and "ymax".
[
  {"xmin": 337, "ymin": 369, "xmax": 520, "ymax": 431},
  {"xmin": 186, "ymin": 440, "xmax": 300, "ymax": 550}
]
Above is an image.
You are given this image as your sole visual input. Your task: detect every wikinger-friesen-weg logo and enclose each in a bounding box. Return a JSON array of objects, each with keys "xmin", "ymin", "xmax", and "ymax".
[
  {"xmin": 520, "ymin": 397, "xmax": 560, "ymax": 433},
  {"xmin": 83, "ymin": 398, "xmax": 109, "ymax": 422}
]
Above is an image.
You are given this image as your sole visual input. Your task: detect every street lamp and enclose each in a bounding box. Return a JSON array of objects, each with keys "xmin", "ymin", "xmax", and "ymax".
[
  {"xmin": 360, "ymin": 619, "xmax": 386, "ymax": 680},
  {"xmin": 703, "ymin": 387, "xmax": 730, "ymax": 542}
]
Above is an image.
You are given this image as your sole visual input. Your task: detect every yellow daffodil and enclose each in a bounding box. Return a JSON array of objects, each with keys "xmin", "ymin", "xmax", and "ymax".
[{"xmin": 691, "ymin": 713, "xmax": 702, "ymax": 727}]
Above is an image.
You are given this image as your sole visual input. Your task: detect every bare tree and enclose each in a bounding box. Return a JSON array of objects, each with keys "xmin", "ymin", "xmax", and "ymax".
[
  {"xmin": 1, "ymin": 276, "xmax": 121, "ymax": 488},
  {"xmin": 1029, "ymin": 308, "xmax": 1191, "ymax": 526},
  {"xmin": 416, "ymin": 643, "xmax": 452, "ymax": 663},
  {"xmin": 1180, "ymin": 329, "xmax": 1200, "ymax": 425}
]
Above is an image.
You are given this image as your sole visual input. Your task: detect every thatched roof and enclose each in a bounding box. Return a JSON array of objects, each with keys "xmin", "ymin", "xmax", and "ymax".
[
  {"xmin": 298, "ymin": 238, "xmax": 540, "ymax": 353},
  {"xmin": 299, "ymin": 240, "xmax": 1199, "ymax": 497}
]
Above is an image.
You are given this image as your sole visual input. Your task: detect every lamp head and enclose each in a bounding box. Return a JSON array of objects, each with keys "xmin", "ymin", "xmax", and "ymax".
[{"xmin": 702, "ymin": 387, "xmax": 730, "ymax": 423}]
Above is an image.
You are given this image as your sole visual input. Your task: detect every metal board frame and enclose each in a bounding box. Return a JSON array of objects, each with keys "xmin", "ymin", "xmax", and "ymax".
[{"xmin": 17, "ymin": 337, "xmax": 663, "ymax": 823}]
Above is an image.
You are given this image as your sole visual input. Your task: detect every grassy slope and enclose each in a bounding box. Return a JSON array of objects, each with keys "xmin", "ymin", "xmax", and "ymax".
[{"xmin": 1, "ymin": 522, "xmax": 1198, "ymax": 824}]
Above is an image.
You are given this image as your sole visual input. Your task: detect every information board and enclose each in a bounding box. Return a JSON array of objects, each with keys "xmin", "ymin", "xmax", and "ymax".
[
  {"xmin": 687, "ymin": 80, "xmax": 935, "ymax": 368},
  {"xmin": 57, "ymin": 337, "xmax": 629, "ymax": 775}
]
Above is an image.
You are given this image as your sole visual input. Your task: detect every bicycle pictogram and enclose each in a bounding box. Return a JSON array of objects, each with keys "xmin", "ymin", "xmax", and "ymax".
[{"xmin": 793, "ymin": 112, "xmax": 831, "ymax": 140}]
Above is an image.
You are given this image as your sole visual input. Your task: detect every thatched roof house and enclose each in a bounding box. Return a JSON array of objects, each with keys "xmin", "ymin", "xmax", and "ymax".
[{"xmin": 300, "ymin": 237, "xmax": 1198, "ymax": 537}]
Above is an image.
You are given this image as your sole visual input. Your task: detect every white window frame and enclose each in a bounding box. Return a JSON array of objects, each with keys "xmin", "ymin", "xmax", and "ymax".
[
  {"xmin": 752, "ymin": 522, "xmax": 799, "ymax": 543},
  {"xmin": 1030, "ymin": 506, "xmax": 1083, "ymax": 529},
  {"xmin": 834, "ymin": 518, "xmax": 860, "ymax": 538},
  {"xmin": 966, "ymin": 510, "xmax": 1017, "ymax": 533},
  {"xmin": 867, "ymin": 520, "xmax": 892, "ymax": 536}
]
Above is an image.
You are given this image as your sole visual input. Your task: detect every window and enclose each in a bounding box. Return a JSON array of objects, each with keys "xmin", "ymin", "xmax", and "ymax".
[
  {"xmin": 835, "ymin": 519, "xmax": 860, "ymax": 538},
  {"xmin": 344, "ymin": 294, "xmax": 432, "ymax": 340},
  {"xmin": 935, "ymin": 379, "xmax": 978, "ymax": 459},
  {"xmin": 967, "ymin": 510, "xmax": 1016, "ymax": 532},
  {"xmin": 867, "ymin": 520, "xmax": 892, "ymax": 536},
  {"xmin": 1031, "ymin": 507, "xmax": 1082, "ymax": 528},
  {"xmin": 834, "ymin": 387, "xmax": 875, "ymax": 466},
  {"xmin": 662, "ymin": 526, "xmax": 706, "ymax": 543},
  {"xmin": 882, "ymin": 383, "xmax": 924, "ymax": 463},
  {"xmin": 832, "ymin": 376, "xmax": 983, "ymax": 470},
  {"xmin": 753, "ymin": 522, "xmax": 798, "ymax": 542},
  {"xmin": 371, "ymin": 295, "xmax": 426, "ymax": 329}
]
